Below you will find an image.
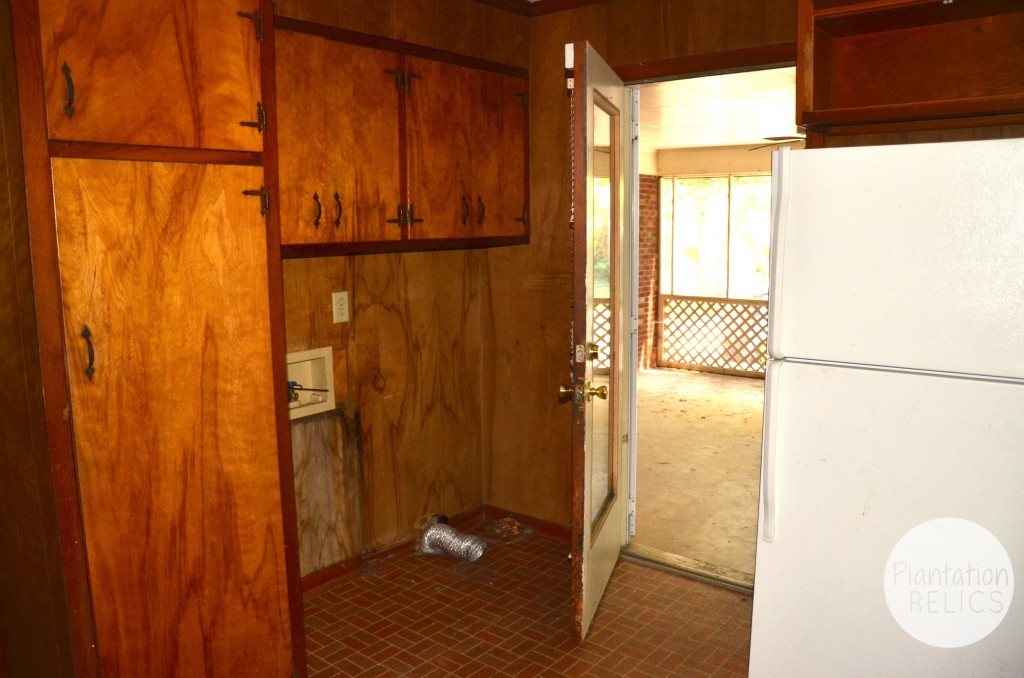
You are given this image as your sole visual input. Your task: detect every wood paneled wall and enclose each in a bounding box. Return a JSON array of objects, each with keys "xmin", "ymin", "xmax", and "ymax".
[
  {"xmin": 283, "ymin": 251, "xmax": 488, "ymax": 572},
  {"xmin": 0, "ymin": 1, "xmax": 75, "ymax": 673},
  {"xmin": 276, "ymin": 0, "xmax": 529, "ymax": 68},
  {"xmin": 280, "ymin": 0, "xmax": 798, "ymax": 572},
  {"xmin": 482, "ymin": 0, "xmax": 797, "ymax": 525}
]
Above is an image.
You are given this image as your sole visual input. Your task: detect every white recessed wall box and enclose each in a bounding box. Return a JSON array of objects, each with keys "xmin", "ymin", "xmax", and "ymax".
[{"xmin": 285, "ymin": 347, "xmax": 335, "ymax": 420}]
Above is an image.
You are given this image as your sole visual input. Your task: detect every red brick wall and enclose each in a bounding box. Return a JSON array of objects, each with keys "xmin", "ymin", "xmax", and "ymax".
[{"xmin": 638, "ymin": 175, "xmax": 660, "ymax": 369}]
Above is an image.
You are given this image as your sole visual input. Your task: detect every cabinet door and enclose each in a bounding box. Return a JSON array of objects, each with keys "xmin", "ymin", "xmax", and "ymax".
[
  {"xmin": 407, "ymin": 58, "xmax": 527, "ymax": 240},
  {"xmin": 322, "ymin": 39, "xmax": 402, "ymax": 243},
  {"xmin": 39, "ymin": 0, "xmax": 262, "ymax": 150},
  {"xmin": 478, "ymin": 71, "xmax": 528, "ymax": 238},
  {"xmin": 53, "ymin": 159, "xmax": 293, "ymax": 676},
  {"xmin": 277, "ymin": 32, "xmax": 402, "ymax": 245},
  {"xmin": 276, "ymin": 30, "xmax": 331, "ymax": 245},
  {"xmin": 407, "ymin": 57, "xmax": 477, "ymax": 240}
]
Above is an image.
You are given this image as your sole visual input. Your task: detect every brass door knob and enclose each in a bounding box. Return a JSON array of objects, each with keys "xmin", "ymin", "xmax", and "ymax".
[
  {"xmin": 558, "ymin": 384, "xmax": 576, "ymax": 402},
  {"xmin": 586, "ymin": 384, "xmax": 608, "ymax": 401}
]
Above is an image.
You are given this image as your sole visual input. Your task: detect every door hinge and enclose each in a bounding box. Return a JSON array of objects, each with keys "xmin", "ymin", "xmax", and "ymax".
[
  {"xmin": 239, "ymin": 101, "xmax": 266, "ymax": 134},
  {"xmin": 385, "ymin": 68, "xmax": 420, "ymax": 92},
  {"xmin": 236, "ymin": 9, "xmax": 264, "ymax": 42},
  {"xmin": 386, "ymin": 204, "xmax": 408, "ymax": 227},
  {"xmin": 385, "ymin": 204, "xmax": 423, "ymax": 228},
  {"xmin": 384, "ymin": 68, "xmax": 406, "ymax": 91},
  {"xmin": 242, "ymin": 185, "xmax": 270, "ymax": 217}
]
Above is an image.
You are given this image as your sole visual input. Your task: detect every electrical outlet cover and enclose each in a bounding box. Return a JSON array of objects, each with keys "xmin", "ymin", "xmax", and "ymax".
[{"xmin": 332, "ymin": 291, "xmax": 349, "ymax": 323}]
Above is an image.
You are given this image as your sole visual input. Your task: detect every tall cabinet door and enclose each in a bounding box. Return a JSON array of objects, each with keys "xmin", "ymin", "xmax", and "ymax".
[
  {"xmin": 322, "ymin": 39, "xmax": 402, "ymax": 243},
  {"xmin": 52, "ymin": 159, "xmax": 293, "ymax": 676},
  {"xmin": 406, "ymin": 56, "xmax": 477, "ymax": 239},
  {"xmin": 407, "ymin": 58, "xmax": 527, "ymax": 240},
  {"xmin": 478, "ymin": 70, "xmax": 528, "ymax": 238},
  {"xmin": 39, "ymin": 0, "xmax": 262, "ymax": 150}
]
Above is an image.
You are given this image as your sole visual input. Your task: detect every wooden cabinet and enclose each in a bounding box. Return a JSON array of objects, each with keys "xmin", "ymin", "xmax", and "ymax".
[
  {"xmin": 38, "ymin": 0, "xmax": 263, "ymax": 149},
  {"xmin": 276, "ymin": 31, "xmax": 402, "ymax": 245},
  {"xmin": 52, "ymin": 158, "xmax": 293, "ymax": 676},
  {"xmin": 407, "ymin": 57, "xmax": 528, "ymax": 240},
  {"xmin": 798, "ymin": 0, "xmax": 1024, "ymax": 129},
  {"xmin": 274, "ymin": 24, "xmax": 529, "ymax": 252}
]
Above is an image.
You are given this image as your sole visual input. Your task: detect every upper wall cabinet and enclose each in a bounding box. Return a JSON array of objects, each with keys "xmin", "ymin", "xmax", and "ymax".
[
  {"xmin": 406, "ymin": 57, "xmax": 528, "ymax": 240},
  {"xmin": 798, "ymin": 0, "xmax": 1024, "ymax": 128},
  {"xmin": 274, "ymin": 24, "xmax": 529, "ymax": 252},
  {"xmin": 276, "ymin": 31, "xmax": 402, "ymax": 245},
  {"xmin": 38, "ymin": 0, "xmax": 263, "ymax": 149}
]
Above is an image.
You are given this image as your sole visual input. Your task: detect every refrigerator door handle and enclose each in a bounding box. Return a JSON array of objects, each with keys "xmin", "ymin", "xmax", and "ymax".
[{"xmin": 760, "ymin": 363, "xmax": 781, "ymax": 542}]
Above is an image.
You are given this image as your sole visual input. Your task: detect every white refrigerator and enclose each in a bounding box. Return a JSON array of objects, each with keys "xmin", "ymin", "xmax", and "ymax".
[{"xmin": 749, "ymin": 139, "xmax": 1024, "ymax": 676}]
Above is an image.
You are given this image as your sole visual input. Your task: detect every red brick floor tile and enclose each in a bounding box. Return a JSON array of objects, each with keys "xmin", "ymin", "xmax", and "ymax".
[{"xmin": 302, "ymin": 520, "xmax": 752, "ymax": 676}]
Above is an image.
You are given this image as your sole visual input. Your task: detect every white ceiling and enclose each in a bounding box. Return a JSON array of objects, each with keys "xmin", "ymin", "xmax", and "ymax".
[{"xmin": 637, "ymin": 67, "xmax": 799, "ymax": 152}]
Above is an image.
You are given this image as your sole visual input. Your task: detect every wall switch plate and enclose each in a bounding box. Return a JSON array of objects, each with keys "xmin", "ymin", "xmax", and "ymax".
[{"xmin": 332, "ymin": 291, "xmax": 349, "ymax": 323}]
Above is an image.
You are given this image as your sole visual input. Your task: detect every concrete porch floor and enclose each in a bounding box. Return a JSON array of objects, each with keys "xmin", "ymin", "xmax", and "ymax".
[{"xmin": 632, "ymin": 368, "xmax": 764, "ymax": 576}]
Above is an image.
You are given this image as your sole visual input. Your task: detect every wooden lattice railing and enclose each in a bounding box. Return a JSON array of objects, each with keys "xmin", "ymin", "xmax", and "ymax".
[
  {"xmin": 659, "ymin": 295, "xmax": 768, "ymax": 376},
  {"xmin": 592, "ymin": 299, "xmax": 611, "ymax": 373}
]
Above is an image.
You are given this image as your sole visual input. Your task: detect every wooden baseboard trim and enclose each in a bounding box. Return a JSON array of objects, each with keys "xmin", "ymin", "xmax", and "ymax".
[
  {"xmin": 300, "ymin": 506, "xmax": 487, "ymax": 595},
  {"xmin": 300, "ymin": 505, "xmax": 568, "ymax": 595}
]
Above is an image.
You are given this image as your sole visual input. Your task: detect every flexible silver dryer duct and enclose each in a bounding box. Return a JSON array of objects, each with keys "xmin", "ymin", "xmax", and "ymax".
[{"xmin": 419, "ymin": 523, "xmax": 487, "ymax": 562}]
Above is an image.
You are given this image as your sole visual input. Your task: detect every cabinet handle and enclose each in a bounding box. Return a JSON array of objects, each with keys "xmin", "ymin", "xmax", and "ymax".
[
  {"xmin": 81, "ymin": 325, "xmax": 95, "ymax": 380},
  {"xmin": 477, "ymin": 196, "xmax": 485, "ymax": 226},
  {"xmin": 461, "ymin": 195, "xmax": 469, "ymax": 226},
  {"xmin": 312, "ymin": 192, "xmax": 322, "ymax": 228},
  {"xmin": 514, "ymin": 206, "xmax": 527, "ymax": 223},
  {"xmin": 61, "ymin": 61, "xmax": 75, "ymax": 119},
  {"xmin": 333, "ymin": 192, "xmax": 342, "ymax": 228}
]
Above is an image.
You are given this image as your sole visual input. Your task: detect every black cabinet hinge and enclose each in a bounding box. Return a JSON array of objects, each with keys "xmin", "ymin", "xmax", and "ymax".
[
  {"xmin": 239, "ymin": 101, "xmax": 266, "ymax": 134},
  {"xmin": 386, "ymin": 204, "xmax": 408, "ymax": 226},
  {"xmin": 384, "ymin": 69, "xmax": 420, "ymax": 92},
  {"xmin": 242, "ymin": 185, "xmax": 270, "ymax": 217},
  {"xmin": 236, "ymin": 9, "xmax": 264, "ymax": 42}
]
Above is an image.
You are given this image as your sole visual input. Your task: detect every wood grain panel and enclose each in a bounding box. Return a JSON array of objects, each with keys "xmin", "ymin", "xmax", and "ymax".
[
  {"xmin": 395, "ymin": 0, "xmax": 439, "ymax": 48},
  {"xmin": 52, "ymin": 159, "xmax": 292, "ymax": 676},
  {"xmin": 39, "ymin": 0, "xmax": 262, "ymax": 150},
  {"xmin": 351, "ymin": 251, "xmax": 485, "ymax": 548},
  {"xmin": 439, "ymin": 0, "xmax": 487, "ymax": 60},
  {"xmin": 276, "ymin": 0, "xmax": 362, "ymax": 30},
  {"xmin": 323, "ymin": 39, "xmax": 403, "ymax": 243},
  {"xmin": 605, "ymin": 0, "xmax": 676, "ymax": 68},
  {"xmin": 276, "ymin": 30, "xmax": 331, "ymax": 245},
  {"xmin": 406, "ymin": 57, "xmax": 477, "ymax": 239},
  {"xmin": 362, "ymin": 0, "xmax": 396, "ymax": 37},
  {"xmin": 277, "ymin": 31, "xmax": 403, "ymax": 245},
  {"xmin": 481, "ymin": 7, "xmax": 609, "ymax": 526},
  {"xmin": 290, "ymin": 409, "xmax": 363, "ymax": 575}
]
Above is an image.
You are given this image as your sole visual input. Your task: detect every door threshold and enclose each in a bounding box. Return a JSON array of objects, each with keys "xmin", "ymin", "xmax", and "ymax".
[{"xmin": 621, "ymin": 543, "xmax": 754, "ymax": 594}]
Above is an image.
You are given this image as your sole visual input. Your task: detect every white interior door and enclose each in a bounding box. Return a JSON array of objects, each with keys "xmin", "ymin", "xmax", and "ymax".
[{"xmin": 566, "ymin": 41, "xmax": 633, "ymax": 643}]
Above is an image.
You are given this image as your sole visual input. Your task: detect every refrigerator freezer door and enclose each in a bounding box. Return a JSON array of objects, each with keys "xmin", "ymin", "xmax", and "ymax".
[
  {"xmin": 769, "ymin": 139, "xmax": 1024, "ymax": 379},
  {"xmin": 751, "ymin": 360, "xmax": 1023, "ymax": 676}
]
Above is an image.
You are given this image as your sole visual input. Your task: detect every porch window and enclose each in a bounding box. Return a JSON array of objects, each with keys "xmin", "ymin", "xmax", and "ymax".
[
  {"xmin": 658, "ymin": 174, "xmax": 771, "ymax": 376},
  {"xmin": 659, "ymin": 175, "xmax": 771, "ymax": 300}
]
